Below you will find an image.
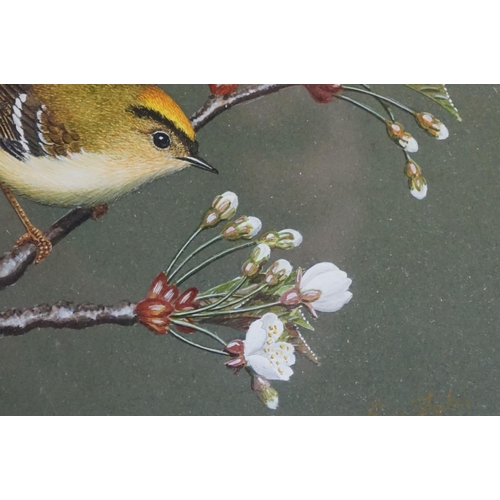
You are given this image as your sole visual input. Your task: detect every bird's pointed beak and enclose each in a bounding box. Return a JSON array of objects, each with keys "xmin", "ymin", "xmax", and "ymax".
[{"xmin": 177, "ymin": 156, "xmax": 218, "ymax": 175}]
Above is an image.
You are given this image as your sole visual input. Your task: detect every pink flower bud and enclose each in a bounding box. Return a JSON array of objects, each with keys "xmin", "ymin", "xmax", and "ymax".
[
  {"xmin": 251, "ymin": 375, "xmax": 271, "ymax": 392},
  {"xmin": 279, "ymin": 288, "xmax": 302, "ymax": 306}
]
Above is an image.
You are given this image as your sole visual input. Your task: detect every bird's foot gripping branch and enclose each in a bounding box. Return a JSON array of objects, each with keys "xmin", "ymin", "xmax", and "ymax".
[{"xmin": 0, "ymin": 191, "xmax": 353, "ymax": 410}]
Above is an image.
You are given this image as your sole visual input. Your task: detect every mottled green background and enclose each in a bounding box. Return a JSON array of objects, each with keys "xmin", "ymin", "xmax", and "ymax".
[{"xmin": 0, "ymin": 85, "xmax": 498, "ymax": 415}]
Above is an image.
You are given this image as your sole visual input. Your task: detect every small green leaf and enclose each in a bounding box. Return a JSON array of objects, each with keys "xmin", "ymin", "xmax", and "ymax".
[
  {"xmin": 406, "ymin": 84, "xmax": 462, "ymax": 121},
  {"xmin": 272, "ymin": 271, "xmax": 297, "ymax": 297},
  {"xmin": 285, "ymin": 324, "xmax": 320, "ymax": 366},
  {"xmin": 286, "ymin": 308, "xmax": 315, "ymax": 331}
]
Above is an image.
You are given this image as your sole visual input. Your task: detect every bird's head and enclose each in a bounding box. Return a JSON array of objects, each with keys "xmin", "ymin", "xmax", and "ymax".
[
  {"xmin": 126, "ymin": 85, "xmax": 217, "ymax": 177},
  {"xmin": 34, "ymin": 84, "xmax": 217, "ymax": 179},
  {"xmin": 121, "ymin": 85, "xmax": 217, "ymax": 176}
]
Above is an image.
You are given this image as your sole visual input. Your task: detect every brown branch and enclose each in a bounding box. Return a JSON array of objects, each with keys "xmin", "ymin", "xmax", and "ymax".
[
  {"xmin": 0, "ymin": 301, "xmax": 136, "ymax": 336},
  {"xmin": 0, "ymin": 299, "xmax": 260, "ymax": 336},
  {"xmin": 0, "ymin": 84, "xmax": 297, "ymax": 290}
]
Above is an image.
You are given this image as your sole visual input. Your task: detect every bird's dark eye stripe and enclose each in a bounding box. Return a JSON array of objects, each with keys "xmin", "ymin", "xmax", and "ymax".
[{"xmin": 153, "ymin": 131, "xmax": 171, "ymax": 149}]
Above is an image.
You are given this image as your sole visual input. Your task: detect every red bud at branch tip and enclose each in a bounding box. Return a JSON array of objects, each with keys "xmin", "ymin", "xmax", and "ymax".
[
  {"xmin": 209, "ymin": 85, "xmax": 239, "ymax": 96},
  {"xmin": 303, "ymin": 85, "xmax": 343, "ymax": 104}
]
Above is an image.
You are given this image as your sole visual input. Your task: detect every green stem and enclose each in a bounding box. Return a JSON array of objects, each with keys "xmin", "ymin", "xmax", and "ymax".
[
  {"xmin": 165, "ymin": 226, "xmax": 203, "ymax": 278},
  {"xmin": 362, "ymin": 84, "xmax": 396, "ymax": 121},
  {"xmin": 174, "ymin": 241, "xmax": 255, "ymax": 286},
  {"xmin": 169, "ymin": 234, "xmax": 223, "ymax": 281},
  {"xmin": 196, "ymin": 292, "xmax": 227, "ymax": 300},
  {"xmin": 333, "ymin": 94, "xmax": 387, "ymax": 124},
  {"xmin": 343, "ymin": 86, "xmax": 415, "ymax": 116},
  {"xmin": 171, "ymin": 320, "xmax": 227, "ymax": 346},
  {"xmin": 169, "ymin": 328, "xmax": 228, "ymax": 355},
  {"xmin": 189, "ymin": 301, "xmax": 282, "ymax": 319},
  {"xmin": 174, "ymin": 277, "xmax": 246, "ymax": 317},
  {"xmin": 209, "ymin": 283, "xmax": 268, "ymax": 312}
]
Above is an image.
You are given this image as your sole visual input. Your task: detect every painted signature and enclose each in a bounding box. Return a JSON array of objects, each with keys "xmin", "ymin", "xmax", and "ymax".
[{"xmin": 367, "ymin": 390, "xmax": 472, "ymax": 416}]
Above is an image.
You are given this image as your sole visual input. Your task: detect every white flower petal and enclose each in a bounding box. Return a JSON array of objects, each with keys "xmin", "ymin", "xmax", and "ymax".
[
  {"xmin": 303, "ymin": 270, "xmax": 350, "ymax": 297},
  {"xmin": 315, "ymin": 276, "xmax": 352, "ymax": 299},
  {"xmin": 314, "ymin": 291, "xmax": 353, "ymax": 312},
  {"xmin": 401, "ymin": 136, "xmax": 419, "ymax": 153},
  {"xmin": 278, "ymin": 229, "xmax": 303, "ymax": 248},
  {"xmin": 246, "ymin": 354, "xmax": 284, "ymax": 380},
  {"xmin": 220, "ymin": 191, "xmax": 238, "ymax": 209},
  {"xmin": 267, "ymin": 342, "xmax": 296, "ymax": 367},
  {"xmin": 243, "ymin": 319, "xmax": 266, "ymax": 356},
  {"xmin": 251, "ymin": 243, "xmax": 271, "ymax": 264},
  {"xmin": 437, "ymin": 123, "xmax": 449, "ymax": 140},
  {"xmin": 246, "ymin": 216, "xmax": 262, "ymax": 237},
  {"xmin": 260, "ymin": 313, "xmax": 284, "ymax": 344},
  {"xmin": 264, "ymin": 393, "xmax": 279, "ymax": 410},
  {"xmin": 411, "ymin": 183, "xmax": 428, "ymax": 200},
  {"xmin": 301, "ymin": 263, "xmax": 339, "ymax": 289}
]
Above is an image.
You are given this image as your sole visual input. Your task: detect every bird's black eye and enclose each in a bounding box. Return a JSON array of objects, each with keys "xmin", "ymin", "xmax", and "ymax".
[{"xmin": 152, "ymin": 131, "xmax": 171, "ymax": 149}]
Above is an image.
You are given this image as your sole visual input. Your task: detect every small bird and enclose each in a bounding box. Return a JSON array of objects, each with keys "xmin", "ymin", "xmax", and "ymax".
[{"xmin": 0, "ymin": 84, "xmax": 217, "ymax": 263}]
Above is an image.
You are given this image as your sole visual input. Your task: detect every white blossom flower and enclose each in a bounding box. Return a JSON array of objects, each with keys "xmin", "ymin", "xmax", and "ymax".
[
  {"xmin": 243, "ymin": 313, "xmax": 296, "ymax": 381},
  {"xmin": 300, "ymin": 263, "xmax": 352, "ymax": 314}
]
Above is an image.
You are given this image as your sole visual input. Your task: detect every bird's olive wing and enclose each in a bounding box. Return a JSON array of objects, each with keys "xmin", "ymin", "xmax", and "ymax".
[{"xmin": 0, "ymin": 84, "xmax": 81, "ymax": 160}]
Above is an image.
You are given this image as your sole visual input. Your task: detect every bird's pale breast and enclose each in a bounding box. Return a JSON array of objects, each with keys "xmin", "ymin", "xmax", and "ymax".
[{"xmin": 0, "ymin": 150, "xmax": 186, "ymax": 207}]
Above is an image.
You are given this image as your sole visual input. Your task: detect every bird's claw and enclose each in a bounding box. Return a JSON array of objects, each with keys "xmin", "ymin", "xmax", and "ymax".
[
  {"xmin": 14, "ymin": 228, "xmax": 52, "ymax": 264},
  {"xmin": 91, "ymin": 203, "xmax": 109, "ymax": 221}
]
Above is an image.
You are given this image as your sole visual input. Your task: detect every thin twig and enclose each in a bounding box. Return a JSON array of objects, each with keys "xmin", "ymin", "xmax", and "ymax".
[{"xmin": 191, "ymin": 84, "xmax": 297, "ymax": 131}]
